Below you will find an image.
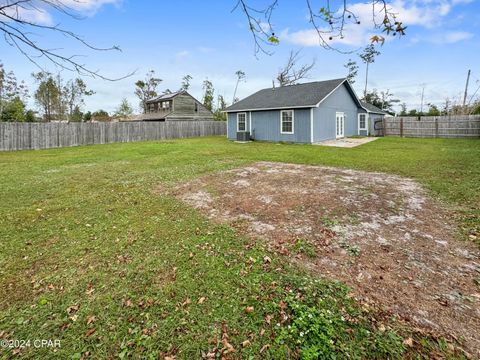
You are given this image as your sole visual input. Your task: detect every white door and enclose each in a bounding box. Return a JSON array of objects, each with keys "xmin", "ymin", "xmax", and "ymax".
[{"xmin": 336, "ymin": 112, "xmax": 345, "ymax": 138}]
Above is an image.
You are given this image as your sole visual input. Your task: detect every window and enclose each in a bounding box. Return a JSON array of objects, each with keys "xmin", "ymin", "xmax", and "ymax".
[
  {"xmin": 280, "ymin": 110, "xmax": 294, "ymax": 134},
  {"xmin": 194, "ymin": 102, "xmax": 198, "ymax": 112},
  {"xmin": 149, "ymin": 103, "xmax": 155, "ymax": 113},
  {"xmin": 359, "ymin": 113, "xmax": 367, "ymax": 130},
  {"xmin": 237, "ymin": 113, "xmax": 246, "ymax": 132},
  {"xmin": 162, "ymin": 101, "xmax": 170, "ymax": 109}
]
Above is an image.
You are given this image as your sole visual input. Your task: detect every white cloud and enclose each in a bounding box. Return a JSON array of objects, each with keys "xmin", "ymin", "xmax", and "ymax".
[
  {"xmin": 282, "ymin": 0, "xmax": 472, "ymax": 48},
  {"xmin": 1, "ymin": 0, "xmax": 121, "ymax": 25},
  {"xmin": 442, "ymin": 30, "xmax": 474, "ymax": 43}
]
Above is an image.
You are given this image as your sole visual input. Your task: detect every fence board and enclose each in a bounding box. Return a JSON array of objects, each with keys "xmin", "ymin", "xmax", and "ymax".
[
  {"xmin": 384, "ymin": 115, "xmax": 480, "ymax": 138},
  {"xmin": 0, "ymin": 121, "xmax": 227, "ymax": 151}
]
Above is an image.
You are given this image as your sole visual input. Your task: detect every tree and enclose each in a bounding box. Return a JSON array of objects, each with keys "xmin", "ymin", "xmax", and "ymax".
[
  {"xmin": 362, "ymin": 89, "xmax": 399, "ymax": 114},
  {"xmin": 214, "ymin": 95, "xmax": 228, "ymax": 121},
  {"xmin": 63, "ymin": 78, "xmax": 94, "ymax": 120},
  {"xmin": 135, "ymin": 71, "xmax": 162, "ymax": 113},
  {"xmin": 276, "ymin": 50, "xmax": 315, "ymax": 86},
  {"xmin": 379, "ymin": 89, "xmax": 400, "ymax": 113},
  {"xmin": 70, "ymin": 106, "xmax": 83, "ymax": 122},
  {"xmin": 33, "ymin": 71, "xmax": 61, "ymax": 121},
  {"xmin": 83, "ymin": 111, "xmax": 92, "ymax": 122},
  {"xmin": 399, "ymin": 103, "xmax": 407, "ymax": 116},
  {"xmin": 0, "ymin": 97, "xmax": 26, "ymax": 122},
  {"xmin": 180, "ymin": 75, "xmax": 193, "ymax": 91},
  {"xmin": 359, "ymin": 44, "xmax": 380, "ymax": 96},
  {"xmin": 0, "ymin": 63, "xmax": 29, "ymax": 119},
  {"xmin": 202, "ymin": 79, "xmax": 214, "ymax": 112},
  {"xmin": 92, "ymin": 110, "xmax": 110, "ymax": 121},
  {"xmin": 233, "ymin": 1, "xmax": 406, "ymax": 55},
  {"xmin": 114, "ymin": 98, "xmax": 134, "ymax": 118},
  {"xmin": 426, "ymin": 103, "xmax": 440, "ymax": 116},
  {"xmin": 344, "ymin": 59, "xmax": 358, "ymax": 84},
  {"xmin": 0, "ymin": 1, "xmax": 132, "ymax": 80},
  {"xmin": 233, "ymin": 70, "xmax": 246, "ymax": 103}
]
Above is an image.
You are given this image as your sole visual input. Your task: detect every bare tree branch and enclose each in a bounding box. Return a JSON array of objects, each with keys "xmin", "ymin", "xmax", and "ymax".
[
  {"xmin": 0, "ymin": 0, "xmax": 135, "ymax": 81},
  {"xmin": 276, "ymin": 50, "xmax": 315, "ymax": 86},
  {"xmin": 234, "ymin": 0, "xmax": 406, "ymax": 55}
]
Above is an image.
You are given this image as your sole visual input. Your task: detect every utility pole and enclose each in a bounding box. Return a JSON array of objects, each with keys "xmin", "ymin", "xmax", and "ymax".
[
  {"xmin": 420, "ymin": 84, "xmax": 426, "ymax": 114},
  {"xmin": 462, "ymin": 69, "xmax": 471, "ymax": 112}
]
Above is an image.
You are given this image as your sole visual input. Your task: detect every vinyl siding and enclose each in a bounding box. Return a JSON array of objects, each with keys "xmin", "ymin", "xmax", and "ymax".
[
  {"xmin": 312, "ymin": 83, "xmax": 359, "ymax": 142},
  {"xmin": 227, "ymin": 109, "xmax": 310, "ymax": 143}
]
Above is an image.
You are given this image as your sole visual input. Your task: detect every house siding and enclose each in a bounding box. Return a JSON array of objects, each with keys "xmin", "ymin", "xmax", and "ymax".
[
  {"xmin": 227, "ymin": 109, "xmax": 310, "ymax": 143},
  {"xmin": 312, "ymin": 83, "xmax": 359, "ymax": 142},
  {"xmin": 168, "ymin": 93, "xmax": 213, "ymax": 121}
]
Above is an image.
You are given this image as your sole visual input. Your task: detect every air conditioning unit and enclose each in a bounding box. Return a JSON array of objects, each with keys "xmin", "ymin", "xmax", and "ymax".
[{"xmin": 236, "ymin": 131, "xmax": 250, "ymax": 142}]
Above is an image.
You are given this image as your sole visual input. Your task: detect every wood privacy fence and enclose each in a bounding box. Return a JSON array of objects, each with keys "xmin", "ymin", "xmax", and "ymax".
[
  {"xmin": 383, "ymin": 115, "xmax": 480, "ymax": 138},
  {"xmin": 0, "ymin": 121, "xmax": 227, "ymax": 151}
]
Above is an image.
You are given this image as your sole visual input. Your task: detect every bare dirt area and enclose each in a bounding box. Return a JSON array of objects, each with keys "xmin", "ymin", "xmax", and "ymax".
[{"xmin": 165, "ymin": 161, "xmax": 480, "ymax": 356}]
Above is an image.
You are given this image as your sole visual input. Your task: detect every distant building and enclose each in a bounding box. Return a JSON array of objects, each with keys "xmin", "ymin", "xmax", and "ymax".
[{"xmin": 139, "ymin": 91, "xmax": 213, "ymax": 121}]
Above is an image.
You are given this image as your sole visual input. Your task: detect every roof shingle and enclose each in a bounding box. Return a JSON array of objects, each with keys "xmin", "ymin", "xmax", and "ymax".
[{"xmin": 225, "ymin": 78, "xmax": 346, "ymax": 112}]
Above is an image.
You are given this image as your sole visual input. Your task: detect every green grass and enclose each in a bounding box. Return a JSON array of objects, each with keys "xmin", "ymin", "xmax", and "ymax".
[{"xmin": 0, "ymin": 136, "xmax": 478, "ymax": 359}]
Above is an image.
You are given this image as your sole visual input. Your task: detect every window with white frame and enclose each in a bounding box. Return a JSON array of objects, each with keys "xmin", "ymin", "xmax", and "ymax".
[
  {"xmin": 359, "ymin": 113, "xmax": 367, "ymax": 130},
  {"xmin": 237, "ymin": 113, "xmax": 246, "ymax": 132},
  {"xmin": 280, "ymin": 110, "xmax": 294, "ymax": 134},
  {"xmin": 162, "ymin": 101, "xmax": 170, "ymax": 109}
]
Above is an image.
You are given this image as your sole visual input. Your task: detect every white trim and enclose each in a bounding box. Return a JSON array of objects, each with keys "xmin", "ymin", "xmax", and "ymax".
[
  {"xmin": 249, "ymin": 111, "xmax": 252, "ymax": 133},
  {"xmin": 335, "ymin": 112, "xmax": 345, "ymax": 139},
  {"xmin": 280, "ymin": 109, "xmax": 294, "ymax": 134},
  {"xmin": 310, "ymin": 108, "xmax": 314, "ymax": 143},
  {"xmin": 237, "ymin": 112, "xmax": 247, "ymax": 132},
  {"xmin": 224, "ymin": 105, "xmax": 315, "ymax": 113},
  {"xmin": 358, "ymin": 113, "xmax": 368, "ymax": 134}
]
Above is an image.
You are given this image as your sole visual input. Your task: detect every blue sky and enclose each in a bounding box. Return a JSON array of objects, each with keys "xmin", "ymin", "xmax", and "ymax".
[{"xmin": 1, "ymin": 0, "xmax": 479, "ymax": 113}]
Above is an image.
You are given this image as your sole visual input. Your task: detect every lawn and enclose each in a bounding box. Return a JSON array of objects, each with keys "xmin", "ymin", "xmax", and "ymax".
[{"xmin": 0, "ymin": 136, "xmax": 478, "ymax": 359}]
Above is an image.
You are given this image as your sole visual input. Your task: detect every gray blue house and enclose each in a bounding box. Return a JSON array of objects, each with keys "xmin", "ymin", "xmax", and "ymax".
[{"xmin": 225, "ymin": 78, "xmax": 388, "ymax": 143}]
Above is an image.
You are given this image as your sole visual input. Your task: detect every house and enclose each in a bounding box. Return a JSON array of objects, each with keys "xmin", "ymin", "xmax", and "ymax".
[
  {"xmin": 359, "ymin": 101, "xmax": 390, "ymax": 136},
  {"xmin": 224, "ymin": 78, "xmax": 387, "ymax": 143},
  {"xmin": 140, "ymin": 91, "xmax": 213, "ymax": 121}
]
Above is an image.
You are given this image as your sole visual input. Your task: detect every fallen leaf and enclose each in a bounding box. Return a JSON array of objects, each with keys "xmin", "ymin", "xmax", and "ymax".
[
  {"xmin": 198, "ymin": 297, "xmax": 206, "ymax": 304},
  {"xmin": 241, "ymin": 340, "xmax": 251, "ymax": 348},
  {"xmin": 403, "ymin": 337, "xmax": 413, "ymax": 347},
  {"xmin": 85, "ymin": 328, "xmax": 96, "ymax": 337},
  {"xmin": 260, "ymin": 328, "xmax": 265, "ymax": 336},
  {"xmin": 86, "ymin": 315, "xmax": 96, "ymax": 325},
  {"xmin": 260, "ymin": 344, "xmax": 270, "ymax": 353},
  {"xmin": 245, "ymin": 306, "xmax": 254, "ymax": 314},
  {"xmin": 263, "ymin": 256, "xmax": 271, "ymax": 263},
  {"xmin": 66, "ymin": 304, "xmax": 79, "ymax": 315},
  {"xmin": 265, "ymin": 315, "xmax": 272, "ymax": 324}
]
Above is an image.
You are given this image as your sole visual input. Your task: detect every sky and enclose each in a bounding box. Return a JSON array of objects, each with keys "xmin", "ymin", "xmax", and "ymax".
[{"xmin": 1, "ymin": 0, "xmax": 479, "ymax": 114}]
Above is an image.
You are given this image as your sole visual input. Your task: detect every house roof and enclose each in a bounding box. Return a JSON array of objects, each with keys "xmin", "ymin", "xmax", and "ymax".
[
  {"xmin": 225, "ymin": 78, "xmax": 354, "ymax": 112},
  {"xmin": 360, "ymin": 101, "xmax": 389, "ymax": 115},
  {"xmin": 146, "ymin": 91, "xmax": 185, "ymax": 103}
]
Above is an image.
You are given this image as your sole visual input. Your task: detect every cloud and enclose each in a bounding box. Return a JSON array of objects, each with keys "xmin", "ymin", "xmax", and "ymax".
[
  {"xmin": 1, "ymin": 0, "xmax": 121, "ymax": 25},
  {"xmin": 281, "ymin": 0, "xmax": 472, "ymax": 48},
  {"xmin": 174, "ymin": 50, "xmax": 190, "ymax": 63},
  {"xmin": 435, "ymin": 30, "xmax": 474, "ymax": 43}
]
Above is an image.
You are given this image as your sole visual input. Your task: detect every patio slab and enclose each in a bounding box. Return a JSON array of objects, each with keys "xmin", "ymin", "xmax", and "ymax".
[{"xmin": 315, "ymin": 137, "xmax": 379, "ymax": 148}]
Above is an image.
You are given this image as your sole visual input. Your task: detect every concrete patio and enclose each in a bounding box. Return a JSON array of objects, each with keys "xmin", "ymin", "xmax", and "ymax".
[{"xmin": 315, "ymin": 137, "xmax": 379, "ymax": 148}]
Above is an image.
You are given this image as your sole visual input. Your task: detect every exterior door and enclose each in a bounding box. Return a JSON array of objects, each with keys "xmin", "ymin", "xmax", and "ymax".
[{"xmin": 336, "ymin": 112, "xmax": 345, "ymax": 138}]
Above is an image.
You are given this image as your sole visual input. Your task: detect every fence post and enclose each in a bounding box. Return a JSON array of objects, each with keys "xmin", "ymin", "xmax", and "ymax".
[
  {"xmin": 435, "ymin": 117, "xmax": 439, "ymax": 138},
  {"xmin": 400, "ymin": 117, "xmax": 404, "ymax": 137}
]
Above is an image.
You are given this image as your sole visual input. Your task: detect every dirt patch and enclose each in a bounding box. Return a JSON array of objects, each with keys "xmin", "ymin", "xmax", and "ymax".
[{"xmin": 165, "ymin": 161, "xmax": 480, "ymax": 356}]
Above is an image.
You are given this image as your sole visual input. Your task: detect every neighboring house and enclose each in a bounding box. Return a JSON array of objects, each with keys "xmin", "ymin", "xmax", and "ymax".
[
  {"xmin": 224, "ymin": 78, "xmax": 386, "ymax": 143},
  {"xmin": 140, "ymin": 91, "xmax": 213, "ymax": 121},
  {"xmin": 359, "ymin": 101, "xmax": 389, "ymax": 136}
]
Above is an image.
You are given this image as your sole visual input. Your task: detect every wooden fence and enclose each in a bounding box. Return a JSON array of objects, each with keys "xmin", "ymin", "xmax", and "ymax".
[
  {"xmin": 383, "ymin": 115, "xmax": 480, "ymax": 138},
  {"xmin": 0, "ymin": 121, "xmax": 227, "ymax": 151}
]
